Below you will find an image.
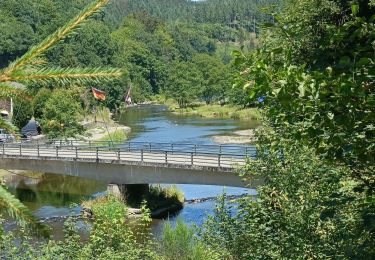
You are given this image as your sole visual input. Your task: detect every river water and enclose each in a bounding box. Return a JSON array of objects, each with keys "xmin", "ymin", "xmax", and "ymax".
[{"xmin": 3, "ymin": 105, "xmax": 258, "ymax": 238}]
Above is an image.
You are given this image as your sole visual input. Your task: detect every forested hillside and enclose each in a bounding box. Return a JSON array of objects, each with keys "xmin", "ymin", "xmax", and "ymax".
[
  {"xmin": 105, "ymin": 0, "xmax": 276, "ymax": 32},
  {"xmin": 1, "ymin": 0, "xmax": 275, "ymax": 112}
]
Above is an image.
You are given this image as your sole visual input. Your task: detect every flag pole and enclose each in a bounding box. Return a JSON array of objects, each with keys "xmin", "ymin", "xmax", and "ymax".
[
  {"xmin": 91, "ymin": 87, "xmax": 114, "ymax": 147},
  {"xmin": 99, "ymin": 103, "xmax": 114, "ymax": 147}
]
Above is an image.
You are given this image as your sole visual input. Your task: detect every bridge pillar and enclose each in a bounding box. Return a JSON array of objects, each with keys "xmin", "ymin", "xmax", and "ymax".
[{"xmin": 107, "ymin": 184, "xmax": 149, "ymax": 207}]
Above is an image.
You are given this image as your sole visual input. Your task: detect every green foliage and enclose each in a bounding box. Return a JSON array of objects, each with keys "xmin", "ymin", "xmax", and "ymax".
[
  {"xmin": 41, "ymin": 89, "xmax": 85, "ymax": 139},
  {"xmin": 12, "ymin": 97, "xmax": 33, "ymax": 129},
  {"xmin": 166, "ymin": 60, "xmax": 200, "ymax": 108},
  {"xmin": 198, "ymin": 0, "xmax": 375, "ymax": 258},
  {"xmin": 48, "ymin": 20, "xmax": 113, "ymax": 67},
  {"xmin": 0, "ymin": 195, "xmax": 157, "ymax": 259},
  {"xmin": 177, "ymin": 104, "xmax": 260, "ymax": 120},
  {"xmin": 0, "ymin": 185, "xmax": 50, "ymax": 237},
  {"xmin": 234, "ymin": 0, "xmax": 375, "ymax": 176},
  {"xmin": 99, "ymin": 129, "xmax": 128, "ymax": 142},
  {"xmin": 32, "ymin": 88, "xmax": 52, "ymax": 120},
  {"xmin": 0, "ymin": 11, "xmax": 34, "ymax": 67},
  {"xmin": 0, "ymin": 0, "xmax": 122, "ymax": 85},
  {"xmin": 106, "ymin": 0, "xmax": 276, "ymax": 34},
  {"xmin": 202, "ymin": 143, "xmax": 374, "ymax": 259},
  {"xmin": 191, "ymin": 54, "xmax": 233, "ymax": 104},
  {"xmin": 147, "ymin": 185, "xmax": 185, "ymax": 211},
  {"xmin": 160, "ymin": 219, "xmax": 220, "ymax": 260}
]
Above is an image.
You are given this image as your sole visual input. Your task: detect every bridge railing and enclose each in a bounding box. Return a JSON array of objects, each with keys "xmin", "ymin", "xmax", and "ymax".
[
  {"xmin": 4, "ymin": 140, "xmax": 257, "ymax": 158},
  {"xmin": 0, "ymin": 141, "xmax": 255, "ymax": 168}
]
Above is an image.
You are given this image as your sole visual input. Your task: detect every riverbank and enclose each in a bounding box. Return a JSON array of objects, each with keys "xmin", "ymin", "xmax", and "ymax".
[
  {"xmin": 174, "ymin": 104, "xmax": 260, "ymax": 120},
  {"xmin": 81, "ymin": 107, "xmax": 131, "ymax": 142},
  {"xmin": 152, "ymin": 96, "xmax": 260, "ymax": 120},
  {"xmin": 85, "ymin": 125, "xmax": 130, "ymax": 142},
  {"xmin": 212, "ymin": 129, "xmax": 258, "ymax": 144}
]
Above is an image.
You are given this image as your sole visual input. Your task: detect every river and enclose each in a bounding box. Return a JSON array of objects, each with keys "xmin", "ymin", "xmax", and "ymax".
[{"xmin": 3, "ymin": 105, "xmax": 258, "ymax": 239}]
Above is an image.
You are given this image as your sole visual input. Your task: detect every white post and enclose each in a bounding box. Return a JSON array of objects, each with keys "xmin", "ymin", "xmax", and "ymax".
[{"xmin": 10, "ymin": 98, "xmax": 13, "ymax": 115}]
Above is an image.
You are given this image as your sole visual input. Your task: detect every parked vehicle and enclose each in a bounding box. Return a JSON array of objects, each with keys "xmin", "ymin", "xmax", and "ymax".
[
  {"xmin": 21, "ymin": 119, "xmax": 42, "ymax": 138},
  {"xmin": 0, "ymin": 128, "xmax": 15, "ymax": 143}
]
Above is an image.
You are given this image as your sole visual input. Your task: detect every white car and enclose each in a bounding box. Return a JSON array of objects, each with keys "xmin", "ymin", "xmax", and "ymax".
[{"xmin": 0, "ymin": 128, "xmax": 15, "ymax": 143}]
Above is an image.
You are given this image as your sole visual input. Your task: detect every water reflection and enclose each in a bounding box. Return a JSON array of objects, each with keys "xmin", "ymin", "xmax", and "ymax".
[{"xmin": 5, "ymin": 173, "xmax": 106, "ymax": 215}]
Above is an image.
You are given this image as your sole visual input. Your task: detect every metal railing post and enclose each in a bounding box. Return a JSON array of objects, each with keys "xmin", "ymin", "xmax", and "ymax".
[
  {"xmin": 194, "ymin": 144, "xmax": 197, "ymax": 155},
  {"xmin": 171, "ymin": 144, "xmax": 174, "ymax": 154},
  {"xmin": 149, "ymin": 143, "xmax": 151, "ymax": 152},
  {"xmin": 96, "ymin": 147, "xmax": 99, "ymax": 160},
  {"xmin": 128, "ymin": 142, "xmax": 131, "ymax": 152},
  {"xmin": 141, "ymin": 149, "xmax": 144, "ymax": 162},
  {"xmin": 118, "ymin": 148, "xmax": 121, "ymax": 160},
  {"xmin": 75, "ymin": 147, "xmax": 78, "ymax": 159},
  {"xmin": 165, "ymin": 151, "xmax": 168, "ymax": 163},
  {"xmin": 19, "ymin": 144, "xmax": 21, "ymax": 156},
  {"xmin": 37, "ymin": 145, "xmax": 40, "ymax": 157},
  {"xmin": 191, "ymin": 152, "xmax": 194, "ymax": 165},
  {"xmin": 218, "ymin": 154, "xmax": 221, "ymax": 167},
  {"xmin": 56, "ymin": 146, "xmax": 59, "ymax": 157}
]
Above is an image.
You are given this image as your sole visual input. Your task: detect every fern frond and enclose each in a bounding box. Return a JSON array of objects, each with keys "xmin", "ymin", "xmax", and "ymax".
[
  {"xmin": 5, "ymin": 67, "xmax": 122, "ymax": 86},
  {"xmin": 0, "ymin": 186, "xmax": 50, "ymax": 237},
  {"xmin": 0, "ymin": 0, "xmax": 109, "ymax": 80}
]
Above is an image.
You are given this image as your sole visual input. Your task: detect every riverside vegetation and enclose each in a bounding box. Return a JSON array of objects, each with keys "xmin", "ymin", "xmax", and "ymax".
[{"xmin": 1, "ymin": 0, "xmax": 375, "ymax": 259}]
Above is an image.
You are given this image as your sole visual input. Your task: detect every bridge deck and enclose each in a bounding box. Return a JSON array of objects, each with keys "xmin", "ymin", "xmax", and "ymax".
[{"xmin": 1, "ymin": 141, "xmax": 255, "ymax": 170}]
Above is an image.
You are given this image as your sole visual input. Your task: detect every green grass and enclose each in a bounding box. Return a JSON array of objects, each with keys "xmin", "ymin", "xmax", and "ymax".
[
  {"xmin": 152, "ymin": 94, "xmax": 180, "ymax": 109},
  {"xmin": 82, "ymin": 106, "xmax": 113, "ymax": 125},
  {"xmin": 159, "ymin": 219, "xmax": 219, "ymax": 260},
  {"xmin": 176, "ymin": 104, "xmax": 260, "ymax": 120},
  {"xmin": 99, "ymin": 129, "xmax": 128, "ymax": 142},
  {"xmin": 148, "ymin": 185, "xmax": 185, "ymax": 209},
  {"xmin": 87, "ymin": 195, "xmax": 127, "ymax": 221}
]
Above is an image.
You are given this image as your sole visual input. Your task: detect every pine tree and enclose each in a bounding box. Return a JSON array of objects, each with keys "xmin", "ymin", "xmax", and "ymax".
[{"xmin": 0, "ymin": 0, "xmax": 121, "ymax": 235}]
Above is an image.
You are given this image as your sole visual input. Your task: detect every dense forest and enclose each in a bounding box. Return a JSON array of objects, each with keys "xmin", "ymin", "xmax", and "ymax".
[{"xmin": 0, "ymin": 0, "xmax": 275, "ymax": 115}]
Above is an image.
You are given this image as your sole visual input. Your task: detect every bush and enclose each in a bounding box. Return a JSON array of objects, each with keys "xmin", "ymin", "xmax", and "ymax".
[
  {"xmin": 201, "ymin": 143, "xmax": 374, "ymax": 259},
  {"xmin": 159, "ymin": 219, "xmax": 220, "ymax": 260},
  {"xmin": 41, "ymin": 89, "xmax": 85, "ymax": 139},
  {"xmin": 32, "ymin": 88, "xmax": 52, "ymax": 120}
]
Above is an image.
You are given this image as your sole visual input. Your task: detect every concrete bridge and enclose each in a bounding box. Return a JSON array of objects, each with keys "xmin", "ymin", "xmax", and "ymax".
[{"xmin": 0, "ymin": 140, "xmax": 259, "ymax": 188}]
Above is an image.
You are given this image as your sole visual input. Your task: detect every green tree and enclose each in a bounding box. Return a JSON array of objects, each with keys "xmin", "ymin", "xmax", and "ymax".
[
  {"xmin": 201, "ymin": 0, "xmax": 375, "ymax": 258},
  {"xmin": 32, "ymin": 88, "xmax": 52, "ymax": 120},
  {"xmin": 41, "ymin": 89, "xmax": 84, "ymax": 139},
  {"xmin": 192, "ymin": 54, "xmax": 232, "ymax": 104},
  {"xmin": 166, "ymin": 61, "xmax": 200, "ymax": 108},
  {"xmin": 12, "ymin": 97, "xmax": 33, "ymax": 129}
]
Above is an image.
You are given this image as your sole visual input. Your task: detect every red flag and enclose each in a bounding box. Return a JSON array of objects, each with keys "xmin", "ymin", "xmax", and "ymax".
[{"xmin": 92, "ymin": 88, "xmax": 106, "ymax": 101}]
